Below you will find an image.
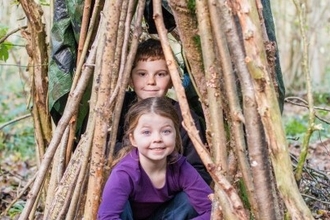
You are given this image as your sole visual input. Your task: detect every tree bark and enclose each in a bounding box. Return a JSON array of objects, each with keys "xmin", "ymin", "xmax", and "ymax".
[
  {"xmin": 154, "ymin": 0, "xmax": 248, "ymax": 219},
  {"xmin": 234, "ymin": 0, "xmax": 313, "ymax": 218},
  {"xmin": 20, "ymin": 0, "xmax": 52, "ymax": 166},
  {"xmin": 83, "ymin": 1, "xmax": 124, "ymax": 218},
  {"xmin": 18, "ymin": 26, "xmax": 98, "ymax": 220}
]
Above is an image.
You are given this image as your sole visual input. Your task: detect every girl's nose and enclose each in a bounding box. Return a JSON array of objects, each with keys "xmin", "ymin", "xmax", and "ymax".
[{"xmin": 152, "ymin": 132, "xmax": 162, "ymax": 142}]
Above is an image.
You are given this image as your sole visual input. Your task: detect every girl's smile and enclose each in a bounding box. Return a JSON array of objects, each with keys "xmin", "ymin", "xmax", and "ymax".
[{"xmin": 129, "ymin": 112, "xmax": 176, "ymax": 164}]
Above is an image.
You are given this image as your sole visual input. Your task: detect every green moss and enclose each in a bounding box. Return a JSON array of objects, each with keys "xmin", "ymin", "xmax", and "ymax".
[
  {"xmin": 192, "ymin": 34, "xmax": 201, "ymax": 52},
  {"xmin": 187, "ymin": 0, "xmax": 196, "ymax": 12}
]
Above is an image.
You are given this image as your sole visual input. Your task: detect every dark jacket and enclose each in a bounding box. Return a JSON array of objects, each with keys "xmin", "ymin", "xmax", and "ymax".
[{"xmin": 115, "ymin": 91, "xmax": 212, "ymax": 185}]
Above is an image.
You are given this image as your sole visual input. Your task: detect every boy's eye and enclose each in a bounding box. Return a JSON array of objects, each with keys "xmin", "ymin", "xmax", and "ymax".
[
  {"xmin": 156, "ymin": 72, "xmax": 168, "ymax": 77},
  {"xmin": 138, "ymin": 72, "xmax": 146, "ymax": 77}
]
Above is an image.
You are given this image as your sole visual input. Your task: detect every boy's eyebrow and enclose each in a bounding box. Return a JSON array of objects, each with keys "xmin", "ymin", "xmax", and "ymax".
[{"xmin": 132, "ymin": 68, "xmax": 169, "ymax": 72}]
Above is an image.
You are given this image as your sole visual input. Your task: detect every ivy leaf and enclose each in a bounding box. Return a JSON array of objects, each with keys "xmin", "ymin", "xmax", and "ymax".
[
  {"xmin": 0, "ymin": 24, "xmax": 8, "ymax": 38},
  {"xmin": 0, "ymin": 25, "xmax": 12, "ymax": 61},
  {"xmin": 0, "ymin": 41, "xmax": 13, "ymax": 61}
]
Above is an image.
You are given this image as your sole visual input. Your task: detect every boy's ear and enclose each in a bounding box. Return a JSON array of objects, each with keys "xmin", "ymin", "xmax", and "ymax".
[
  {"xmin": 128, "ymin": 78, "xmax": 134, "ymax": 89},
  {"xmin": 167, "ymin": 80, "xmax": 173, "ymax": 89}
]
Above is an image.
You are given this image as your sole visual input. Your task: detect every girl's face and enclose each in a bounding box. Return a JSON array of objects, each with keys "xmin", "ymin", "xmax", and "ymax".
[
  {"xmin": 129, "ymin": 112, "xmax": 176, "ymax": 165},
  {"xmin": 130, "ymin": 59, "xmax": 172, "ymax": 101}
]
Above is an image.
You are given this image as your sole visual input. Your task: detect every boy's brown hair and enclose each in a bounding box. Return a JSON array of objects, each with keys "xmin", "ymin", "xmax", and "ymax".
[{"xmin": 133, "ymin": 38, "xmax": 165, "ymax": 67}]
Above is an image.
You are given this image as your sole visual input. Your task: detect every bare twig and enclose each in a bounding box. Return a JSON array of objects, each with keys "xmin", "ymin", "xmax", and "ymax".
[
  {"xmin": 292, "ymin": 0, "xmax": 316, "ymax": 183},
  {"xmin": 76, "ymin": 0, "xmax": 93, "ymax": 63},
  {"xmin": 1, "ymin": 172, "xmax": 37, "ymax": 216},
  {"xmin": 285, "ymin": 97, "xmax": 330, "ymax": 112},
  {"xmin": 285, "ymin": 97, "xmax": 330, "ymax": 124},
  {"xmin": 0, "ymin": 114, "xmax": 31, "ymax": 130},
  {"xmin": 290, "ymin": 154, "xmax": 330, "ymax": 182},
  {"xmin": 0, "ymin": 26, "xmax": 27, "ymax": 44},
  {"xmin": 301, "ymin": 193, "xmax": 330, "ymax": 205}
]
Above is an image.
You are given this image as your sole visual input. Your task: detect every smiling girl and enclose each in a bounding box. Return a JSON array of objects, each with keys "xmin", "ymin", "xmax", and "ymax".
[{"xmin": 98, "ymin": 97, "xmax": 212, "ymax": 220}]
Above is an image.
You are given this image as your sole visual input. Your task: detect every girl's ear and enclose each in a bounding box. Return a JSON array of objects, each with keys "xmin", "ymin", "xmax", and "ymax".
[{"xmin": 129, "ymin": 133, "xmax": 137, "ymax": 147}]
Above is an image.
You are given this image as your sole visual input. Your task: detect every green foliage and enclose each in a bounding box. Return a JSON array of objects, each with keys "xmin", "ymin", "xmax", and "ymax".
[
  {"xmin": 0, "ymin": 25, "xmax": 8, "ymax": 37},
  {"xmin": 284, "ymin": 111, "xmax": 330, "ymax": 143},
  {"xmin": 313, "ymin": 92, "xmax": 330, "ymax": 106},
  {"xmin": 187, "ymin": 0, "xmax": 196, "ymax": 12},
  {"xmin": 285, "ymin": 115, "xmax": 308, "ymax": 138},
  {"xmin": 0, "ymin": 124, "xmax": 35, "ymax": 157},
  {"xmin": 0, "ymin": 64, "xmax": 35, "ymax": 158},
  {"xmin": 7, "ymin": 200, "xmax": 25, "ymax": 218},
  {"xmin": 237, "ymin": 178, "xmax": 251, "ymax": 209},
  {"xmin": 0, "ymin": 42, "xmax": 13, "ymax": 61},
  {"xmin": 0, "ymin": 25, "xmax": 13, "ymax": 62},
  {"xmin": 40, "ymin": 0, "xmax": 50, "ymax": 6},
  {"xmin": 237, "ymin": 178, "xmax": 254, "ymax": 219}
]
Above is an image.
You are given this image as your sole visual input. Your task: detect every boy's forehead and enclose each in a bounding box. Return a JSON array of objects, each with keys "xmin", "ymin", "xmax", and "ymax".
[
  {"xmin": 139, "ymin": 56, "xmax": 165, "ymax": 62},
  {"xmin": 133, "ymin": 59, "xmax": 168, "ymax": 69}
]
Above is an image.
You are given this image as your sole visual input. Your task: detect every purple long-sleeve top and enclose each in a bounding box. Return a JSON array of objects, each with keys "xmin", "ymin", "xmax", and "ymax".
[{"xmin": 98, "ymin": 148, "xmax": 212, "ymax": 220}]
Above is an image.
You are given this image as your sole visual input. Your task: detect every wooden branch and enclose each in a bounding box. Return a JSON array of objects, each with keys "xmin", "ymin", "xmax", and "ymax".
[
  {"xmin": 153, "ymin": 0, "xmax": 248, "ymax": 219},
  {"xmin": 0, "ymin": 26, "xmax": 27, "ymax": 43},
  {"xmin": 19, "ymin": 1, "xmax": 52, "ymax": 217},
  {"xmin": 217, "ymin": 0, "xmax": 284, "ymax": 218},
  {"xmin": 195, "ymin": 0, "xmax": 228, "ymax": 173},
  {"xmin": 208, "ymin": 0, "xmax": 260, "ymax": 217},
  {"xmin": 108, "ymin": 0, "xmax": 146, "ymax": 162},
  {"xmin": 285, "ymin": 97, "xmax": 330, "ymax": 124},
  {"xmin": 77, "ymin": 0, "xmax": 93, "ymax": 63},
  {"xmin": 235, "ymin": 0, "xmax": 313, "ymax": 218},
  {"xmin": 83, "ymin": 0, "xmax": 125, "ymax": 218},
  {"xmin": 43, "ymin": 127, "xmax": 69, "ymax": 217},
  {"xmin": 2, "ymin": 173, "xmax": 37, "ymax": 216},
  {"xmin": 65, "ymin": 0, "xmax": 104, "ymax": 165},
  {"xmin": 292, "ymin": 0, "xmax": 316, "ymax": 183},
  {"xmin": 65, "ymin": 104, "xmax": 96, "ymax": 219},
  {"xmin": 18, "ymin": 25, "xmax": 99, "ymax": 220},
  {"xmin": 45, "ymin": 138, "xmax": 84, "ymax": 218},
  {"xmin": 167, "ymin": 0, "xmax": 209, "ymax": 118},
  {"xmin": 0, "ymin": 114, "xmax": 31, "ymax": 130}
]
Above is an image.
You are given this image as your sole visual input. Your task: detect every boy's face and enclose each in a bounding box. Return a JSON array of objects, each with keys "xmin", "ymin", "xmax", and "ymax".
[{"xmin": 130, "ymin": 59, "xmax": 172, "ymax": 101}]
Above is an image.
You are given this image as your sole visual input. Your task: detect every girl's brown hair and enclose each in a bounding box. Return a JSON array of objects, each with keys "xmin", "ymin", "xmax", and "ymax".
[{"xmin": 111, "ymin": 97, "xmax": 183, "ymax": 168}]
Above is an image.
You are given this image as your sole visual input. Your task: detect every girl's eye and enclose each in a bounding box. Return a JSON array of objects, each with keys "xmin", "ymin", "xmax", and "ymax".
[
  {"xmin": 142, "ymin": 130, "xmax": 151, "ymax": 135},
  {"xmin": 162, "ymin": 129, "xmax": 172, "ymax": 134}
]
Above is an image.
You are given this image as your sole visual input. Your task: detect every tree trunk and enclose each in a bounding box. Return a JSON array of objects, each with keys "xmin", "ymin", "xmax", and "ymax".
[{"xmin": 234, "ymin": 0, "xmax": 313, "ymax": 218}]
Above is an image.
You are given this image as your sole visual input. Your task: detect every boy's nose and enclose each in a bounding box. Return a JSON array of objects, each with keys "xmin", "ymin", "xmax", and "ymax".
[{"xmin": 147, "ymin": 75, "xmax": 156, "ymax": 85}]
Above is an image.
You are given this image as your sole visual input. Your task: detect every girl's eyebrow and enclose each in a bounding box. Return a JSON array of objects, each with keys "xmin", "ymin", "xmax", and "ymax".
[{"xmin": 161, "ymin": 124, "xmax": 174, "ymax": 129}]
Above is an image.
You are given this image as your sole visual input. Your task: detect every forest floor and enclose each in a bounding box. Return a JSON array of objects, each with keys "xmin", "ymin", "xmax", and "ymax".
[
  {"xmin": 284, "ymin": 102, "xmax": 330, "ymax": 219},
  {"xmin": 0, "ymin": 103, "xmax": 330, "ymax": 219}
]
